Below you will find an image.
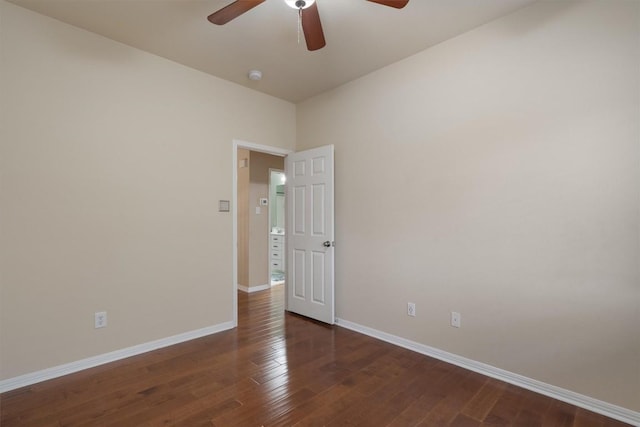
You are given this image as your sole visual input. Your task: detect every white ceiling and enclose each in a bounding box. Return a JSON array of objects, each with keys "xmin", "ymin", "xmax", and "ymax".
[{"xmin": 8, "ymin": 0, "xmax": 539, "ymax": 103}]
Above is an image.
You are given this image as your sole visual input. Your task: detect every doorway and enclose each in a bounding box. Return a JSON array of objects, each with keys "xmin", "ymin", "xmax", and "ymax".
[
  {"xmin": 232, "ymin": 141, "xmax": 336, "ymax": 326},
  {"xmin": 232, "ymin": 140, "xmax": 292, "ymax": 326}
]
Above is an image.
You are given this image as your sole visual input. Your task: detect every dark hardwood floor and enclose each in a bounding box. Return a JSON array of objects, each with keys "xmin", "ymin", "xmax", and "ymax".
[{"xmin": 0, "ymin": 286, "xmax": 631, "ymax": 426}]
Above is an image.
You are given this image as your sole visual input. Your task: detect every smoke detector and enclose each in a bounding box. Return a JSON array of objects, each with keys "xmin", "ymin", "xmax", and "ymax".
[{"xmin": 248, "ymin": 70, "xmax": 262, "ymax": 81}]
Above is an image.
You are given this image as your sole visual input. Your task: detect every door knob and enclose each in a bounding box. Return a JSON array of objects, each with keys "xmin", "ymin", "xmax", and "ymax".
[{"xmin": 323, "ymin": 241, "xmax": 331, "ymax": 247}]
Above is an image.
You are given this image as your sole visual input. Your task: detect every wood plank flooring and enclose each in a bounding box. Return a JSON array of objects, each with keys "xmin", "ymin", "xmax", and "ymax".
[{"xmin": 0, "ymin": 286, "xmax": 631, "ymax": 426}]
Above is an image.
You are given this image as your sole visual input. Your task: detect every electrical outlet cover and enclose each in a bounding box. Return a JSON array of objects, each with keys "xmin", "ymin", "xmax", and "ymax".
[
  {"xmin": 451, "ymin": 311, "xmax": 461, "ymax": 328},
  {"xmin": 407, "ymin": 302, "xmax": 416, "ymax": 317},
  {"xmin": 95, "ymin": 311, "xmax": 107, "ymax": 328}
]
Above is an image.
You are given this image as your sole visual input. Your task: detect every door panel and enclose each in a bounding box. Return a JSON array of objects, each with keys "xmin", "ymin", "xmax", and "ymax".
[
  {"xmin": 293, "ymin": 186, "xmax": 306, "ymax": 234},
  {"xmin": 312, "ymin": 251, "xmax": 325, "ymax": 303},
  {"xmin": 312, "ymin": 184, "xmax": 325, "ymax": 235},
  {"xmin": 285, "ymin": 145, "xmax": 335, "ymax": 324},
  {"xmin": 293, "ymin": 250, "xmax": 306, "ymax": 298}
]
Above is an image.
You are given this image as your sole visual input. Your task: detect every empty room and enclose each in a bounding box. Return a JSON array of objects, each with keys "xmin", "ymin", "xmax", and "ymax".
[{"xmin": 1, "ymin": 0, "xmax": 638, "ymax": 425}]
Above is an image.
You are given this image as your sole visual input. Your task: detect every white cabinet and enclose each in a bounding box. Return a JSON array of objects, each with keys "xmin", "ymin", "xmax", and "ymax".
[{"xmin": 270, "ymin": 234, "xmax": 285, "ymax": 273}]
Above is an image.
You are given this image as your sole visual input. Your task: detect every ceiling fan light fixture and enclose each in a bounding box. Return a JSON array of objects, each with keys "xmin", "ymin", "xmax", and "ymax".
[{"xmin": 285, "ymin": 0, "xmax": 316, "ymax": 10}]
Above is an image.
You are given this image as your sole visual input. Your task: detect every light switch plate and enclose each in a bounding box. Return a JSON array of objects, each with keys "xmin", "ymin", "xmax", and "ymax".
[{"xmin": 219, "ymin": 200, "xmax": 230, "ymax": 212}]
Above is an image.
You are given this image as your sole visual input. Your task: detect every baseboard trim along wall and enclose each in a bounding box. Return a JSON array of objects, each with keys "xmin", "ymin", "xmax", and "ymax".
[
  {"xmin": 335, "ymin": 318, "xmax": 640, "ymax": 426},
  {"xmin": 0, "ymin": 321, "xmax": 235, "ymax": 393},
  {"xmin": 2, "ymin": 317, "xmax": 638, "ymax": 425},
  {"xmin": 238, "ymin": 283, "xmax": 270, "ymax": 293}
]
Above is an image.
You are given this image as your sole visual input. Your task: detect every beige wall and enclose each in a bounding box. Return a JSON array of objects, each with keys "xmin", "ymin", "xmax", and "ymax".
[
  {"xmin": 297, "ymin": 0, "xmax": 639, "ymax": 411},
  {"xmin": 248, "ymin": 152, "xmax": 284, "ymax": 287},
  {"xmin": 1, "ymin": 0, "xmax": 639, "ymax": 415},
  {"xmin": 0, "ymin": 1, "xmax": 295, "ymax": 379},
  {"xmin": 237, "ymin": 149, "xmax": 250, "ymax": 287}
]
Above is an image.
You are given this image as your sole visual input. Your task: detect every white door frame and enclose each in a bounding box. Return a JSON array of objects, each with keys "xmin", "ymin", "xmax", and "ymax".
[{"xmin": 232, "ymin": 139, "xmax": 293, "ymax": 326}]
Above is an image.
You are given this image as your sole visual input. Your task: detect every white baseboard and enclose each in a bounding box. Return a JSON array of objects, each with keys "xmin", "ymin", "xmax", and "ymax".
[
  {"xmin": 238, "ymin": 283, "xmax": 270, "ymax": 293},
  {"xmin": 2, "ymin": 317, "xmax": 637, "ymax": 425},
  {"xmin": 0, "ymin": 321, "xmax": 235, "ymax": 393},
  {"xmin": 335, "ymin": 318, "xmax": 639, "ymax": 426}
]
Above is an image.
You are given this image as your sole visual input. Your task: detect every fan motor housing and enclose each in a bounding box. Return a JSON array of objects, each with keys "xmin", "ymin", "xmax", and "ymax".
[{"xmin": 285, "ymin": 0, "xmax": 316, "ymax": 10}]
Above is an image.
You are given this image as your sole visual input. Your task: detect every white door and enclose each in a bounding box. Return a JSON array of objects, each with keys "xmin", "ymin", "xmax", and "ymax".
[{"xmin": 285, "ymin": 145, "xmax": 335, "ymax": 324}]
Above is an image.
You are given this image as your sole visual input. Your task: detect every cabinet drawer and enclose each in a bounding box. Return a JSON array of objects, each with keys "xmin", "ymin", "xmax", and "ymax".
[
  {"xmin": 271, "ymin": 260, "xmax": 283, "ymax": 271},
  {"xmin": 271, "ymin": 235, "xmax": 284, "ymax": 244},
  {"xmin": 270, "ymin": 250, "xmax": 283, "ymax": 259},
  {"xmin": 271, "ymin": 242, "xmax": 283, "ymax": 251}
]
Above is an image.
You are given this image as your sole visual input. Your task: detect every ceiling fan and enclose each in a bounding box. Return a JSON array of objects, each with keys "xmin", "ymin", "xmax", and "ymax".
[{"xmin": 207, "ymin": 0, "xmax": 409, "ymax": 51}]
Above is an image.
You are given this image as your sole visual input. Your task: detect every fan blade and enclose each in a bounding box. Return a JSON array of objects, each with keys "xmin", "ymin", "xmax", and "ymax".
[
  {"xmin": 366, "ymin": 0, "xmax": 409, "ymax": 9},
  {"xmin": 301, "ymin": 2, "xmax": 326, "ymax": 51},
  {"xmin": 207, "ymin": 0, "xmax": 266, "ymax": 25}
]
